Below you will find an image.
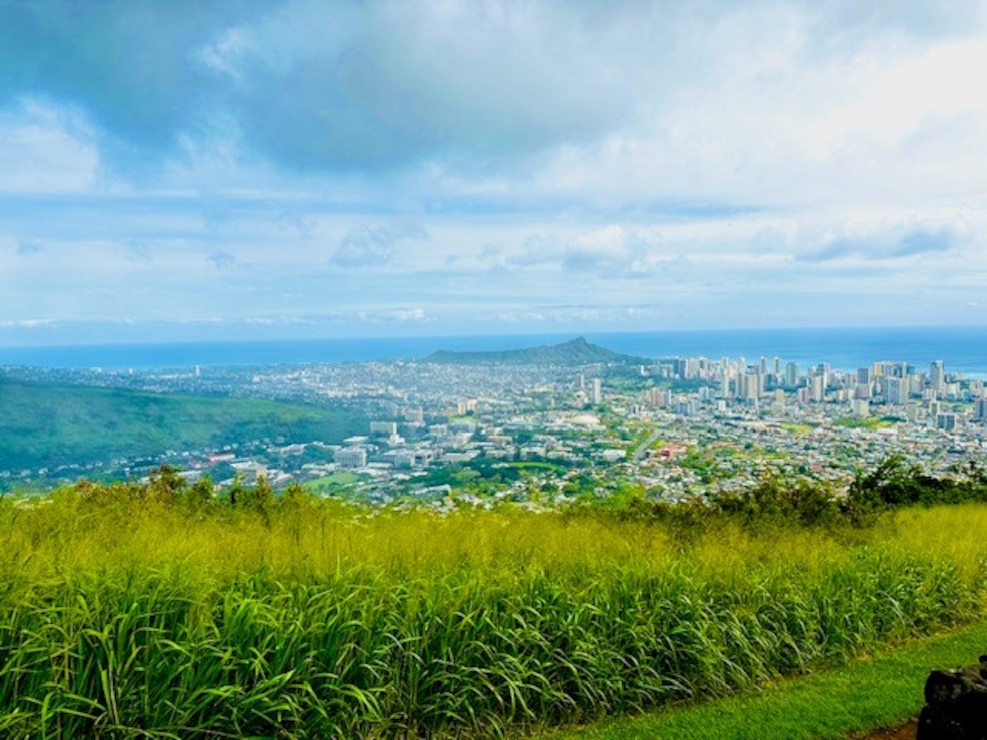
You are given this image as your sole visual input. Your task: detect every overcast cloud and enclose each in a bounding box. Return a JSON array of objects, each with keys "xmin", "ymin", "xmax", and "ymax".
[{"xmin": 1, "ymin": 0, "xmax": 986, "ymax": 344}]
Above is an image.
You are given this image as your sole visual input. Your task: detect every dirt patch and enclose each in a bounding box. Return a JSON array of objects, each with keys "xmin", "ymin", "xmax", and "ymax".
[{"xmin": 854, "ymin": 719, "xmax": 917, "ymax": 740}]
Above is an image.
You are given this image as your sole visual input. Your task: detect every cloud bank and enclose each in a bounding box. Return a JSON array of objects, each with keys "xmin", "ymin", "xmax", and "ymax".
[{"xmin": 1, "ymin": 0, "xmax": 986, "ymax": 342}]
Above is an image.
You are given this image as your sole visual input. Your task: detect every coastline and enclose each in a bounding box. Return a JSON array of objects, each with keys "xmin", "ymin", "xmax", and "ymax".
[{"xmin": 1, "ymin": 325, "xmax": 986, "ymax": 376}]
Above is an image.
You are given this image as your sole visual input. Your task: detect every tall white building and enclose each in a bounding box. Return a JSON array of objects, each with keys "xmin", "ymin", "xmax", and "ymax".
[
  {"xmin": 741, "ymin": 372, "xmax": 763, "ymax": 400},
  {"xmin": 930, "ymin": 360, "xmax": 946, "ymax": 396},
  {"xmin": 885, "ymin": 377, "xmax": 907, "ymax": 405},
  {"xmin": 720, "ymin": 371, "xmax": 733, "ymax": 399}
]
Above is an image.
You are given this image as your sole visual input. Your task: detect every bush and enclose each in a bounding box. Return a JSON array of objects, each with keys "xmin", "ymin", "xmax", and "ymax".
[
  {"xmin": 710, "ymin": 477, "xmax": 841, "ymax": 529},
  {"xmin": 847, "ymin": 455, "xmax": 987, "ymax": 513}
]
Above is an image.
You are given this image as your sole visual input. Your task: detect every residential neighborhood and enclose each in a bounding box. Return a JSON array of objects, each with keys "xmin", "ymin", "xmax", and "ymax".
[{"xmin": 3, "ymin": 353, "xmax": 984, "ymax": 505}]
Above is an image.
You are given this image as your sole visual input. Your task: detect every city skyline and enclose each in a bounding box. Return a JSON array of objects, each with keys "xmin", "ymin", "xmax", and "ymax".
[{"xmin": 2, "ymin": 1, "xmax": 987, "ymax": 346}]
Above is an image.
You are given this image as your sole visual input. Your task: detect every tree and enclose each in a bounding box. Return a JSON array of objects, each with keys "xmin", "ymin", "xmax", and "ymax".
[{"xmin": 146, "ymin": 464, "xmax": 187, "ymax": 506}]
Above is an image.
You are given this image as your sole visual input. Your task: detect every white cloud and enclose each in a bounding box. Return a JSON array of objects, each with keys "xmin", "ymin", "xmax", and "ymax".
[{"xmin": 0, "ymin": 99, "xmax": 102, "ymax": 194}]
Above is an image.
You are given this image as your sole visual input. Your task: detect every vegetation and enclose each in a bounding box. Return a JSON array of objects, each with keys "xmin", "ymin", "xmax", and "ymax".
[
  {"xmin": 613, "ymin": 455, "xmax": 987, "ymax": 533},
  {"xmin": 563, "ymin": 619, "xmax": 987, "ymax": 739},
  {"xmin": 1, "ymin": 462, "xmax": 987, "ymax": 737},
  {"xmin": 848, "ymin": 454, "xmax": 987, "ymax": 509},
  {"xmin": 408, "ymin": 458, "xmax": 575, "ymax": 498},
  {"xmin": 302, "ymin": 470, "xmax": 362, "ymax": 496},
  {"xmin": 0, "ymin": 378, "xmax": 368, "ymax": 471},
  {"xmin": 833, "ymin": 416, "xmax": 893, "ymax": 430}
]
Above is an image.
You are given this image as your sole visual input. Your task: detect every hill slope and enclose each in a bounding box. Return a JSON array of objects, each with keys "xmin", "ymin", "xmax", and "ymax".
[
  {"xmin": 0, "ymin": 379, "xmax": 367, "ymax": 471},
  {"xmin": 424, "ymin": 337, "xmax": 640, "ymax": 365}
]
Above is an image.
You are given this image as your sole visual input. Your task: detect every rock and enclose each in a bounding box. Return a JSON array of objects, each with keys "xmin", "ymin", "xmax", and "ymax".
[{"xmin": 917, "ymin": 659, "xmax": 987, "ymax": 739}]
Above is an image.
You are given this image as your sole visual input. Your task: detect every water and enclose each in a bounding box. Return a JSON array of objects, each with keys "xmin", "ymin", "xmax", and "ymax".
[
  {"xmin": 588, "ymin": 326, "xmax": 987, "ymax": 377},
  {"xmin": 1, "ymin": 326, "xmax": 985, "ymax": 376}
]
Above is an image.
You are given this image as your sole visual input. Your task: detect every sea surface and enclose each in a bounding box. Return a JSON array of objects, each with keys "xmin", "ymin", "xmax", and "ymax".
[{"xmin": 1, "ymin": 326, "xmax": 986, "ymax": 377}]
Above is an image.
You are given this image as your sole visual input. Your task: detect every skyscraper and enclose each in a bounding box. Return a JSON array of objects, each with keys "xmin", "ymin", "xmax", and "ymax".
[
  {"xmin": 930, "ymin": 360, "xmax": 945, "ymax": 396},
  {"xmin": 784, "ymin": 362, "xmax": 799, "ymax": 388}
]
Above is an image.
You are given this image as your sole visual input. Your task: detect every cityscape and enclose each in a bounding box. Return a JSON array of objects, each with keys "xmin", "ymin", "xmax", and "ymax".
[{"xmin": 5, "ymin": 347, "xmax": 984, "ymax": 507}]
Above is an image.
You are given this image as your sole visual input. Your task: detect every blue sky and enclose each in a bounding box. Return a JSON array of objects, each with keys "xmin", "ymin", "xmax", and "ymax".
[{"xmin": 1, "ymin": 0, "xmax": 986, "ymax": 345}]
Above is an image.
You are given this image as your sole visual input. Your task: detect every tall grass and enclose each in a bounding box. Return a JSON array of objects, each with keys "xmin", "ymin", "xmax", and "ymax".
[{"xmin": 0, "ymin": 491, "xmax": 984, "ymax": 737}]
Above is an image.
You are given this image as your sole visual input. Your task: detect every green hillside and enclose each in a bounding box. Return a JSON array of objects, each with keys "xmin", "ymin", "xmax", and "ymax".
[{"xmin": 0, "ymin": 378, "xmax": 367, "ymax": 471}]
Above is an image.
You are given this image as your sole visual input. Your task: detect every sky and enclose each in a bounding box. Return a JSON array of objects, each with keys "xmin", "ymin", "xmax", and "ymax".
[{"xmin": 1, "ymin": 0, "xmax": 987, "ymax": 346}]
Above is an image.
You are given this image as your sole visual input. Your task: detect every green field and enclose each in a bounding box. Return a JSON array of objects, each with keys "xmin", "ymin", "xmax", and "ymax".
[
  {"xmin": 303, "ymin": 470, "xmax": 362, "ymax": 494},
  {"xmin": 0, "ymin": 378, "xmax": 368, "ymax": 471},
  {"xmin": 1, "ymin": 476, "xmax": 986, "ymax": 738}
]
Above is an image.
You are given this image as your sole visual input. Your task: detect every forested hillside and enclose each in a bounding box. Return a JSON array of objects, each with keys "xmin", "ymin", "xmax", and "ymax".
[{"xmin": 0, "ymin": 378, "xmax": 367, "ymax": 470}]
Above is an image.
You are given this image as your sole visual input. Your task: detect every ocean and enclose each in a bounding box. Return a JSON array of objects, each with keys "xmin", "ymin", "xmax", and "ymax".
[{"xmin": 1, "ymin": 326, "xmax": 986, "ymax": 377}]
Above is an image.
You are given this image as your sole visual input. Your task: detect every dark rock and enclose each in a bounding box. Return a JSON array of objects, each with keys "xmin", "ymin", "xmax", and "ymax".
[{"xmin": 918, "ymin": 661, "xmax": 987, "ymax": 739}]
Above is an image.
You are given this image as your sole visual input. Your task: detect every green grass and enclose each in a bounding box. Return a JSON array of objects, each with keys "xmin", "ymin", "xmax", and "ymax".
[
  {"xmin": 782, "ymin": 423, "xmax": 815, "ymax": 435},
  {"xmin": 834, "ymin": 417, "xmax": 893, "ymax": 430},
  {"xmin": 558, "ymin": 619, "xmax": 987, "ymax": 739},
  {"xmin": 507, "ymin": 461, "xmax": 567, "ymax": 473},
  {"xmin": 303, "ymin": 470, "xmax": 361, "ymax": 493}
]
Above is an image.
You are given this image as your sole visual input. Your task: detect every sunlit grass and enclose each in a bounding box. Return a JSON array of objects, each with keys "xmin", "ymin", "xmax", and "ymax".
[{"xmin": 1, "ymin": 491, "xmax": 986, "ymax": 737}]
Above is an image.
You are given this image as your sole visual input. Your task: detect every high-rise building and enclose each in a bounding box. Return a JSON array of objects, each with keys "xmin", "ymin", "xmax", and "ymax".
[
  {"xmin": 885, "ymin": 377, "xmax": 906, "ymax": 405},
  {"xmin": 720, "ymin": 372, "xmax": 733, "ymax": 399},
  {"xmin": 741, "ymin": 372, "xmax": 762, "ymax": 400},
  {"xmin": 930, "ymin": 360, "xmax": 946, "ymax": 395},
  {"xmin": 649, "ymin": 388, "xmax": 673, "ymax": 407},
  {"xmin": 334, "ymin": 447, "xmax": 367, "ymax": 468},
  {"xmin": 784, "ymin": 362, "xmax": 799, "ymax": 388}
]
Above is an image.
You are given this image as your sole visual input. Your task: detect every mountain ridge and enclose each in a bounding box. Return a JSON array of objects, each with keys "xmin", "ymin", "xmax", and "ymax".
[{"xmin": 423, "ymin": 337, "xmax": 642, "ymax": 365}]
